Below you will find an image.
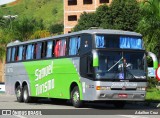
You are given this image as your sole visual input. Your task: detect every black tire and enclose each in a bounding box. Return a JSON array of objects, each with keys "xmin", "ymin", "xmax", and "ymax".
[
  {"xmin": 15, "ymin": 85, "xmax": 23, "ymax": 102},
  {"xmin": 22, "ymin": 85, "xmax": 32, "ymax": 103},
  {"xmin": 71, "ymin": 86, "xmax": 83, "ymax": 108},
  {"xmin": 113, "ymin": 101, "xmax": 126, "ymax": 109}
]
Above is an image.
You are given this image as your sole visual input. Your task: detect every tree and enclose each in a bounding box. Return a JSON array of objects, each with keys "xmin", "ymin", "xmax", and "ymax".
[
  {"xmin": 73, "ymin": 12, "xmax": 98, "ymax": 31},
  {"xmin": 73, "ymin": 0, "xmax": 141, "ymax": 32},
  {"xmin": 49, "ymin": 23, "xmax": 63, "ymax": 35},
  {"xmin": 0, "ymin": 16, "xmax": 9, "ymax": 29},
  {"xmin": 13, "ymin": 17, "xmax": 45, "ymax": 41},
  {"xmin": 137, "ymin": 0, "xmax": 160, "ymax": 60},
  {"xmin": 0, "ymin": 29, "xmax": 14, "ymax": 60},
  {"xmin": 30, "ymin": 30, "xmax": 51, "ymax": 39},
  {"xmin": 101, "ymin": 0, "xmax": 141, "ymax": 31},
  {"xmin": 95, "ymin": 4, "xmax": 111, "ymax": 27}
]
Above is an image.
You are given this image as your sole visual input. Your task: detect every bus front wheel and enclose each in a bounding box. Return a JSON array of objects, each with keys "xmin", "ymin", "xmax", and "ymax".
[
  {"xmin": 71, "ymin": 86, "xmax": 83, "ymax": 108},
  {"xmin": 15, "ymin": 85, "xmax": 23, "ymax": 102},
  {"xmin": 22, "ymin": 85, "xmax": 32, "ymax": 103}
]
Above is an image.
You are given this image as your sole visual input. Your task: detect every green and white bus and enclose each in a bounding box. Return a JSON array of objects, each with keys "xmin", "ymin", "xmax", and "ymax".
[{"xmin": 5, "ymin": 29, "xmax": 158, "ymax": 108}]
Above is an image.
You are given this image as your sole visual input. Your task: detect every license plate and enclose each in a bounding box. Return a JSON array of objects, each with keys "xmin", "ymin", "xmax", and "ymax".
[{"xmin": 118, "ymin": 94, "xmax": 128, "ymax": 98}]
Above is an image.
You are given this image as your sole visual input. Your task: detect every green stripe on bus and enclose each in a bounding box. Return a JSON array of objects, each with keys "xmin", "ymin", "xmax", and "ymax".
[{"xmin": 23, "ymin": 58, "xmax": 83, "ymax": 100}]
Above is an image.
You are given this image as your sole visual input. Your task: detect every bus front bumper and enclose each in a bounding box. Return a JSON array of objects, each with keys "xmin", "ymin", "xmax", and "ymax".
[{"xmin": 94, "ymin": 90, "xmax": 146, "ymax": 101}]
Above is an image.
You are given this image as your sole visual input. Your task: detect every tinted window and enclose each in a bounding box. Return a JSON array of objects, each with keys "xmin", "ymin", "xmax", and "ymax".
[
  {"xmin": 69, "ymin": 37, "xmax": 81, "ymax": 56},
  {"xmin": 54, "ymin": 39, "xmax": 66, "ymax": 57},
  {"xmin": 46, "ymin": 41, "xmax": 53, "ymax": 58},
  {"xmin": 36, "ymin": 42, "xmax": 42, "ymax": 59},
  {"xmin": 11, "ymin": 47, "xmax": 16, "ymax": 62},
  {"xmin": 7, "ymin": 48, "xmax": 11, "ymax": 62},
  {"xmin": 26, "ymin": 44, "xmax": 32, "ymax": 60},
  {"xmin": 18, "ymin": 46, "xmax": 23, "ymax": 61},
  {"xmin": 80, "ymin": 34, "xmax": 92, "ymax": 55}
]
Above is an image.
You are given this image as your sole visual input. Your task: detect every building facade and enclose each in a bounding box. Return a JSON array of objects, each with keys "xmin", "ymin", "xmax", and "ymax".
[
  {"xmin": 0, "ymin": 61, "xmax": 4, "ymax": 83},
  {"xmin": 64, "ymin": 0, "xmax": 112, "ymax": 34}
]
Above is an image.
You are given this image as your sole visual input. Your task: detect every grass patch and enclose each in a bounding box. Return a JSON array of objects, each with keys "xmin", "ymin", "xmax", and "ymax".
[
  {"xmin": 146, "ymin": 88, "xmax": 160, "ymax": 101},
  {"xmin": 0, "ymin": 0, "xmax": 63, "ymax": 28}
]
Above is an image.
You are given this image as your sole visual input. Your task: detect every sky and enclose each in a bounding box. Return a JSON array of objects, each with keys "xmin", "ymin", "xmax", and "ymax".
[{"xmin": 0, "ymin": 0, "xmax": 16, "ymax": 5}]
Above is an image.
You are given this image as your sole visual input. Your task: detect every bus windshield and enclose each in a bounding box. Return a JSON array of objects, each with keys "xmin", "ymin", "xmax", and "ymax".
[
  {"xmin": 95, "ymin": 34, "xmax": 143, "ymax": 49},
  {"xmin": 96, "ymin": 51, "xmax": 147, "ymax": 80}
]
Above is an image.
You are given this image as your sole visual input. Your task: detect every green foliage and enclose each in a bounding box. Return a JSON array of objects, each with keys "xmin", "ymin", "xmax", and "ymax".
[
  {"xmin": 0, "ymin": 0, "xmax": 63, "ymax": 28},
  {"xmin": 146, "ymin": 88, "xmax": 160, "ymax": 101},
  {"xmin": 137, "ymin": 0, "xmax": 160, "ymax": 60},
  {"xmin": 52, "ymin": 8, "xmax": 58, "ymax": 15},
  {"xmin": 49, "ymin": 23, "xmax": 63, "ymax": 35},
  {"xmin": 30, "ymin": 30, "xmax": 51, "ymax": 39},
  {"xmin": 73, "ymin": 0, "xmax": 141, "ymax": 31},
  {"xmin": 147, "ymin": 78, "xmax": 158, "ymax": 88},
  {"xmin": 73, "ymin": 12, "xmax": 98, "ymax": 31},
  {"xmin": 13, "ymin": 17, "xmax": 45, "ymax": 41},
  {"xmin": 109, "ymin": 0, "xmax": 140, "ymax": 30},
  {"xmin": 0, "ymin": 29, "xmax": 14, "ymax": 60}
]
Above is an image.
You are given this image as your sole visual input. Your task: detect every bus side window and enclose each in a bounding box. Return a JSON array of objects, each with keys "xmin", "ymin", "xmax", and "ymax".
[
  {"xmin": 31, "ymin": 44, "xmax": 34, "ymax": 59},
  {"xmin": 42, "ymin": 42, "xmax": 47, "ymax": 58},
  {"xmin": 36, "ymin": 42, "xmax": 42, "ymax": 59},
  {"xmin": 26, "ymin": 44, "xmax": 32, "ymax": 60},
  {"xmin": 80, "ymin": 34, "xmax": 92, "ymax": 55},
  {"xmin": 7, "ymin": 48, "xmax": 11, "ymax": 62},
  {"xmin": 11, "ymin": 47, "xmax": 16, "ymax": 62},
  {"xmin": 46, "ymin": 41, "xmax": 53, "ymax": 58},
  {"xmin": 15, "ymin": 46, "xmax": 19, "ymax": 61},
  {"xmin": 69, "ymin": 36, "xmax": 81, "ymax": 56},
  {"xmin": 54, "ymin": 39, "xmax": 67, "ymax": 57},
  {"xmin": 22, "ymin": 46, "xmax": 27, "ymax": 60},
  {"xmin": 59, "ymin": 39, "xmax": 66, "ymax": 57},
  {"xmin": 18, "ymin": 46, "xmax": 23, "ymax": 61}
]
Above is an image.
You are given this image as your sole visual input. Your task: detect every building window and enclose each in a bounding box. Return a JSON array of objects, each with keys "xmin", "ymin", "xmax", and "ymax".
[
  {"xmin": 83, "ymin": 0, "xmax": 92, "ymax": 4},
  {"xmin": 100, "ymin": 0, "xmax": 109, "ymax": 3},
  {"xmin": 68, "ymin": 15, "xmax": 77, "ymax": 21},
  {"xmin": 68, "ymin": 0, "xmax": 77, "ymax": 5}
]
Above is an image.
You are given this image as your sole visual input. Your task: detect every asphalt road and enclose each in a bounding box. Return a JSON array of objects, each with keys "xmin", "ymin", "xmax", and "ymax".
[{"xmin": 0, "ymin": 93, "xmax": 159, "ymax": 118}]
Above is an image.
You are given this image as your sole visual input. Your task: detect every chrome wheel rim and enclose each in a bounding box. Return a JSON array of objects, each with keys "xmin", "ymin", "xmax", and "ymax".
[
  {"xmin": 23, "ymin": 90, "xmax": 27, "ymax": 100},
  {"xmin": 16, "ymin": 89, "xmax": 21, "ymax": 98},
  {"xmin": 73, "ymin": 91, "xmax": 79, "ymax": 103}
]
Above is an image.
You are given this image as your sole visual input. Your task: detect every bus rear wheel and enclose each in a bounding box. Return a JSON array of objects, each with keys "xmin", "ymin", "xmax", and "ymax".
[
  {"xmin": 15, "ymin": 85, "xmax": 23, "ymax": 102},
  {"xmin": 71, "ymin": 86, "xmax": 83, "ymax": 108},
  {"xmin": 22, "ymin": 85, "xmax": 32, "ymax": 103}
]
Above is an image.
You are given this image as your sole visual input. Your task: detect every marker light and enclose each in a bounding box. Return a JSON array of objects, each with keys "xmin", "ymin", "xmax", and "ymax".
[{"xmin": 96, "ymin": 86, "xmax": 111, "ymax": 90}]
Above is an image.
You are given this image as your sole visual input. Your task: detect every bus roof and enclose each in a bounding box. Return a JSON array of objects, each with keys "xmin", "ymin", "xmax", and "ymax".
[{"xmin": 7, "ymin": 29, "xmax": 142, "ymax": 47}]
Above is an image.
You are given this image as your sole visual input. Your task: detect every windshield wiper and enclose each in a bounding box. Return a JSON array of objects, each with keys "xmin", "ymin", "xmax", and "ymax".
[
  {"xmin": 125, "ymin": 68, "xmax": 136, "ymax": 79},
  {"xmin": 108, "ymin": 57, "xmax": 123, "ymax": 72}
]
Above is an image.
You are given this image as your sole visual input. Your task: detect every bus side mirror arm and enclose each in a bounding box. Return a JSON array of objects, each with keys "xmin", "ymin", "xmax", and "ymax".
[{"xmin": 147, "ymin": 51, "xmax": 158, "ymax": 69}]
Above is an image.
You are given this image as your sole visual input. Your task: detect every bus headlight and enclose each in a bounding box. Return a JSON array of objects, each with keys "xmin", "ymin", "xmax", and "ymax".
[
  {"xmin": 96, "ymin": 86, "xmax": 111, "ymax": 90},
  {"xmin": 137, "ymin": 87, "xmax": 146, "ymax": 91}
]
